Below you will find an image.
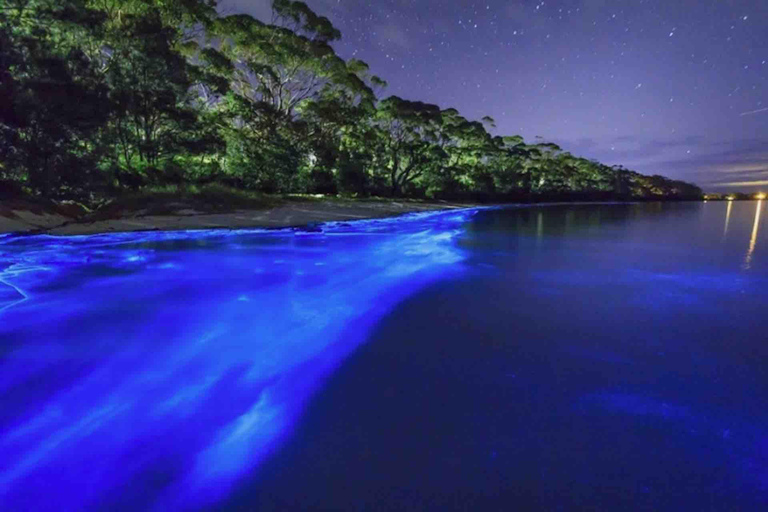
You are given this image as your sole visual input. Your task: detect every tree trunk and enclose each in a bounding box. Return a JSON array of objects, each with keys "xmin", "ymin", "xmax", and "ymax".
[{"xmin": 391, "ymin": 179, "xmax": 400, "ymax": 197}]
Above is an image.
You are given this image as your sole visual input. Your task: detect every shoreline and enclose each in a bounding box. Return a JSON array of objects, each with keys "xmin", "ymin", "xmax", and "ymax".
[
  {"xmin": 0, "ymin": 199, "xmax": 481, "ymax": 237},
  {"xmin": 0, "ymin": 198, "xmax": 710, "ymax": 237}
]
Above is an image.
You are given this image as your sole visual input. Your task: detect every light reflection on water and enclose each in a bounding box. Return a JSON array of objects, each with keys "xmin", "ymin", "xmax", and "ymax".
[
  {"xmin": 745, "ymin": 200, "xmax": 763, "ymax": 269},
  {"xmin": 724, "ymin": 199, "xmax": 733, "ymax": 238}
]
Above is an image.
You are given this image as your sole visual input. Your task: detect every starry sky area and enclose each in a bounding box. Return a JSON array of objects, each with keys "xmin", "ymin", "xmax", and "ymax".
[{"xmin": 221, "ymin": 0, "xmax": 768, "ymax": 191}]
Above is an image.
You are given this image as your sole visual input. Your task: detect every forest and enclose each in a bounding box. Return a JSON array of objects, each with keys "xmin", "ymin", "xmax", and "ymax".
[{"xmin": 0, "ymin": 0, "xmax": 703, "ymax": 206}]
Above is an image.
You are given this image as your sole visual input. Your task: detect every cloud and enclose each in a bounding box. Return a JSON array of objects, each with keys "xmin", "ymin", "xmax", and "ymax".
[
  {"xmin": 372, "ymin": 23, "xmax": 411, "ymax": 50},
  {"xmin": 605, "ymin": 135, "xmax": 706, "ymax": 160},
  {"xmin": 698, "ymin": 168, "xmax": 768, "ymax": 188},
  {"xmin": 217, "ymin": 0, "xmax": 273, "ymax": 21},
  {"xmin": 504, "ymin": 1, "xmax": 547, "ymax": 28},
  {"xmin": 553, "ymin": 134, "xmax": 768, "ymax": 191},
  {"xmin": 555, "ymin": 137, "xmax": 599, "ymax": 155},
  {"xmin": 554, "ymin": 134, "xmax": 706, "ymax": 165},
  {"xmin": 505, "ymin": 2, "xmax": 530, "ymax": 22},
  {"xmin": 632, "ymin": 138, "xmax": 768, "ymax": 191},
  {"xmin": 711, "ymin": 179, "xmax": 768, "ymax": 188},
  {"xmin": 580, "ymin": 0, "xmax": 609, "ymax": 13}
]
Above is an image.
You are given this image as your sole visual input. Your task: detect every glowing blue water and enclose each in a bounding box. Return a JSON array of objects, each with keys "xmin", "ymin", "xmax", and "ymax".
[
  {"xmin": 2, "ymin": 202, "xmax": 768, "ymax": 511},
  {"xmin": 0, "ymin": 209, "xmax": 480, "ymax": 511}
]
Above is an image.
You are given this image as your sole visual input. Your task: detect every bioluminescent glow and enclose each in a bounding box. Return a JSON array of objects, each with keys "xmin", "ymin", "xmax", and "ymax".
[
  {"xmin": 578, "ymin": 392, "xmax": 768, "ymax": 490},
  {"xmin": 0, "ymin": 209, "xmax": 481, "ymax": 511},
  {"xmin": 3, "ymin": 203, "xmax": 768, "ymax": 510}
]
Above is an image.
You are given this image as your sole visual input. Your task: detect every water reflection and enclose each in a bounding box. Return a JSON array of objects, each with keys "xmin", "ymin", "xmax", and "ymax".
[
  {"xmin": 744, "ymin": 200, "xmax": 763, "ymax": 269},
  {"xmin": 723, "ymin": 200, "xmax": 733, "ymax": 238},
  {"xmin": 536, "ymin": 211, "xmax": 544, "ymax": 244}
]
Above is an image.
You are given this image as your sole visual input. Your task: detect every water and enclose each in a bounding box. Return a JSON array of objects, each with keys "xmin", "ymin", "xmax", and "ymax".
[{"xmin": 1, "ymin": 202, "xmax": 767, "ymax": 511}]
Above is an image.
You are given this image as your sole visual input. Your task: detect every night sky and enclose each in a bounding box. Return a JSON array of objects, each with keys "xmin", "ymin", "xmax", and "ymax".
[{"xmin": 221, "ymin": 0, "xmax": 768, "ymax": 192}]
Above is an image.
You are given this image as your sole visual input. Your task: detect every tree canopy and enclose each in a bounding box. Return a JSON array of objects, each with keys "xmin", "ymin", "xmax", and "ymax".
[{"xmin": 0, "ymin": 0, "xmax": 703, "ymax": 203}]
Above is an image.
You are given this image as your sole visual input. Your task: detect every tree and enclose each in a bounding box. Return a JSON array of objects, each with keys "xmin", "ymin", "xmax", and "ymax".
[
  {"xmin": 209, "ymin": 3, "xmax": 376, "ymax": 192},
  {"xmin": 484, "ymin": 136, "xmax": 541, "ymax": 196},
  {"xmin": 0, "ymin": 0, "xmax": 703, "ymax": 203},
  {"xmin": 428, "ymin": 109, "xmax": 495, "ymax": 198},
  {"xmin": 93, "ymin": 0, "xmax": 219, "ymax": 187},
  {"xmin": 372, "ymin": 97, "xmax": 448, "ymax": 197},
  {"xmin": 1, "ymin": 0, "xmax": 109, "ymax": 198},
  {"xmin": 299, "ymin": 58, "xmax": 384, "ymax": 193}
]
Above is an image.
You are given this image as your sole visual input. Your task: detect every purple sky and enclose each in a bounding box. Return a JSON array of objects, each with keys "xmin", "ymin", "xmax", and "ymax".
[{"xmin": 221, "ymin": 0, "xmax": 768, "ymax": 192}]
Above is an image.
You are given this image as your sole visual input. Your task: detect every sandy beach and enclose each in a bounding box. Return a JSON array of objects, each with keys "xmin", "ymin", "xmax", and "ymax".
[{"xmin": 0, "ymin": 199, "xmax": 477, "ymax": 236}]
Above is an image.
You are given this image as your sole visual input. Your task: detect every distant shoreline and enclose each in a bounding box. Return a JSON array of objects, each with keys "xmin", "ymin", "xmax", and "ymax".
[{"xmin": 0, "ymin": 196, "xmax": 716, "ymax": 237}]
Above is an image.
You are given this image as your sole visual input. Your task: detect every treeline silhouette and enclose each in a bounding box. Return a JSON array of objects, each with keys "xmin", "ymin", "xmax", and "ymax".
[{"xmin": 0, "ymin": 0, "xmax": 703, "ymax": 205}]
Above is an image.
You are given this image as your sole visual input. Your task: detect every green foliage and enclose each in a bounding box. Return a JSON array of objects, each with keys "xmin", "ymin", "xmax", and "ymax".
[
  {"xmin": 221, "ymin": 123, "xmax": 303, "ymax": 192},
  {"xmin": 0, "ymin": 0, "xmax": 703, "ymax": 205},
  {"xmin": 272, "ymin": 0, "xmax": 341, "ymax": 42},
  {"xmin": 1, "ymin": 0, "xmax": 110, "ymax": 199}
]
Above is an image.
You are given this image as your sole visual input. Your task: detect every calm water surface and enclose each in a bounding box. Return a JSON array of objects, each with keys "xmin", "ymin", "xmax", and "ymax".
[{"xmin": 1, "ymin": 202, "xmax": 767, "ymax": 511}]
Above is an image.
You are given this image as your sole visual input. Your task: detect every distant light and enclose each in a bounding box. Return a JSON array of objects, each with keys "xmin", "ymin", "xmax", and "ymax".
[
  {"xmin": 727, "ymin": 196, "xmax": 735, "ymax": 201},
  {"xmin": 756, "ymin": 193, "xmax": 766, "ymax": 200}
]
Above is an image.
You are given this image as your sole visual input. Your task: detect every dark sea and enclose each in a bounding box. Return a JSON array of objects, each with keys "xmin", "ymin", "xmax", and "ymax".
[{"xmin": 1, "ymin": 201, "xmax": 767, "ymax": 511}]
